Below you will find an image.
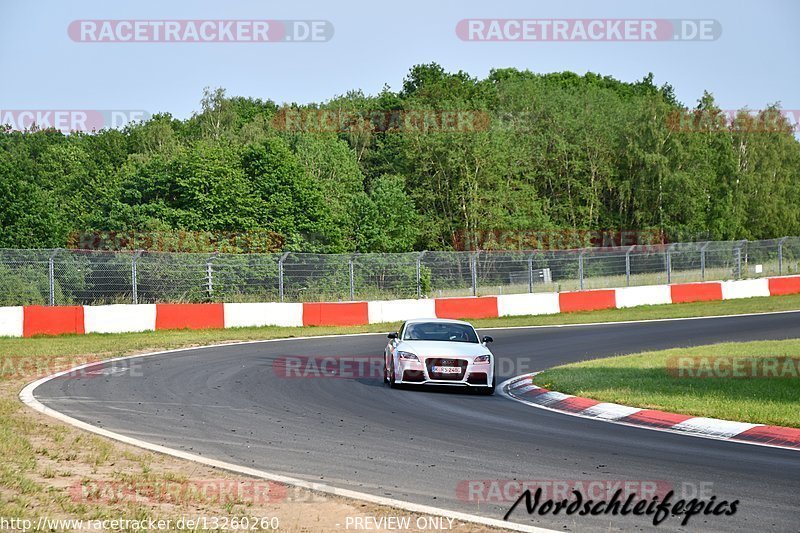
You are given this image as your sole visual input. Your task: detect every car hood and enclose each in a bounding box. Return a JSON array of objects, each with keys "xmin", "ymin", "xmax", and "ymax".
[{"xmin": 396, "ymin": 340, "xmax": 489, "ymax": 358}]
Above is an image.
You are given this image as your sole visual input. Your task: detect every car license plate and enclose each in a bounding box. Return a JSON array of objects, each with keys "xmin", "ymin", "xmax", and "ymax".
[{"xmin": 432, "ymin": 366, "xmax": 460, "ymax": 374}]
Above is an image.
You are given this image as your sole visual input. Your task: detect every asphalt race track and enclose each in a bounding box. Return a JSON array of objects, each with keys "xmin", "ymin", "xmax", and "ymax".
[{"xmin": 34, "ymin": 312, "xmax": 800, "ymax": 532}]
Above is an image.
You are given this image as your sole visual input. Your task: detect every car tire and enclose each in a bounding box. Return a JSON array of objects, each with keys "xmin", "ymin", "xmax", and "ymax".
[{"xmin": 387, "ymin": 359, "xmax": 398, "ymax": 388}]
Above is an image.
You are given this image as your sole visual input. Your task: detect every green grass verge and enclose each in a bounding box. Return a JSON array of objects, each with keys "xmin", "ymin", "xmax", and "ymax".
[{"xmin": 533, "ymin": 338, "xmax": 800, "ymax": 428}]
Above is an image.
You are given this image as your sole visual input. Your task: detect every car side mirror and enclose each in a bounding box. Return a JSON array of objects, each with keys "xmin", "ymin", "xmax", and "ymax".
[
  {"xmin": 481, "ymin": 335, "xmax": 494, "ymax": 344},
  {"xmin": 387, "ymin": 332, "xmax": 398, "ymax": 339}
]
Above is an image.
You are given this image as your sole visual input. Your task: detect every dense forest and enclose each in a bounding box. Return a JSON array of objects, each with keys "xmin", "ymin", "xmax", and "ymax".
[{"xmin": 2, "ymin": 63, "xmax": 799, "ymax": 253}]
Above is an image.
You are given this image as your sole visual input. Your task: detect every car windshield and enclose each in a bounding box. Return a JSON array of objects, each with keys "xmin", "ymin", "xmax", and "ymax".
[{"xmin": 403, "ymin": 322, "xmax": 479, "ymax": 343}]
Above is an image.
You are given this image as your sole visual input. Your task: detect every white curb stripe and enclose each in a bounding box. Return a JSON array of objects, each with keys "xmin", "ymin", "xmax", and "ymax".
[
  {"xmin": 672, "ymin": 417, "xmax": 760, "ymax": 438},
  {"xmin": 578, "ymin": 403, "xmax": 642, "ymax": 421},
  {"xmin": 509, "ymin": 379, "xmax": 533, "ymax": 390},
  {"xmin": 512, "ymin": 384, "xmax": 539, "ymax": 395},
  {"xmin": 20, "ymin": 337, "xmax": 556, "ymax": 533},
  {"xmin": 501, "ymin": 374, "xmax": 799, "ymax": 452},
  {"xmin": 535, "ymin": 391, "xmax": 572, "ymax": 406}
]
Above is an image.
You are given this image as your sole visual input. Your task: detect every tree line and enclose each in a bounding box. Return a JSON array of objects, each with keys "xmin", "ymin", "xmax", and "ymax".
[{"xmin": 2, "ymin": 63, "xmax": 799, "ymax": 253}]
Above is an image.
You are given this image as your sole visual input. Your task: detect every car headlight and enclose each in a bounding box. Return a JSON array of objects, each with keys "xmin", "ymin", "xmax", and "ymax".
[
  {"xmin": 474, "ymin": 354, "xmax": 491, "ymax": 364},
  {"xmin": 397, "ymin": 351, "xmax": 419, "ymax": 361}
]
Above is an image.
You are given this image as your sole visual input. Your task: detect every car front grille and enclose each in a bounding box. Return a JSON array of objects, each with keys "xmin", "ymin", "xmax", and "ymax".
[{"xmin": 425, "ymin": 358, "xmax": 468, "ymax": 380}]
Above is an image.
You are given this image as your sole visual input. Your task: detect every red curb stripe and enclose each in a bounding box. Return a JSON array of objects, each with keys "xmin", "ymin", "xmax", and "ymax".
[
  {"xmin": 768, "ymin": 276, "xmax": 800, "ymax": 296},
  {"xmin": 558, "ymin": 290, "xmax": 616, "ymax": 313},
  {"xmin": 551, "ymin": 396, "xmax": 601, "ymax": 413},
  {"xmin": 434, "ymin": 297, "xmax": 498, "ymax": 319},
  {"xmin": 733, "ymin": 425, "xmax": 800, "ymax": 449},
  {"xmin": 23, "ymin": 306, "xmax": 85, "ymax": 337},
  {"xmin": 510, "ymin": 386, "xmax": 800, "ymax": 451},
  {"xmin": 621, "ymin": 409, "xmax": 694, "ymax": 429},
  {"xmin": 302, "ymin": 302, "xmax": 369, "ymax": 326},
  {"xmin": 670, "ymin": 282, "xmax": 722, "ymax": 303},
  {"xmin": 155, "ymin": 303, "xmax": 224, "ymax": 330}
]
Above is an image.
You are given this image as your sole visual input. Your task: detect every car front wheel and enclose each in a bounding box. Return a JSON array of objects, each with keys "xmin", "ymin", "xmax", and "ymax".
[{"xmin": 386, "ymin": 359, "xmax": 398, "ymax": 388}]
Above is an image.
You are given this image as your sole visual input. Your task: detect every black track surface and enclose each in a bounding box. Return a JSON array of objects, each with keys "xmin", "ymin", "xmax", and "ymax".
[{"xmin": 35, "ymin": 312, "xmax": 800, "ymax": 532}]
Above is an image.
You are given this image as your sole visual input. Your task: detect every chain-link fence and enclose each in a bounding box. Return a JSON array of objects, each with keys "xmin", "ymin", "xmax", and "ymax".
[{"xmin": 1, "ymin": 238, "xmax": 799, "ymax": 306}]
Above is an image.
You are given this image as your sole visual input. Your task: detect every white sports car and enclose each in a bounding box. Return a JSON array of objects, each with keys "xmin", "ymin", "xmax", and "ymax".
[{"xmin": 383, "ymin": 318, "xmax": 496, "ymax": 394}]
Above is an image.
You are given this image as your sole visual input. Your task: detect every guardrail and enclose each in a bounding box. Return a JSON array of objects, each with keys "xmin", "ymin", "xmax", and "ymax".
[
  {"xmin": 1, "ymin": 237, "xmax": 799, "ymax": 306},
  {"xmin": 3, "ymin": 275, "xmax": 800, "ymax": 337}
]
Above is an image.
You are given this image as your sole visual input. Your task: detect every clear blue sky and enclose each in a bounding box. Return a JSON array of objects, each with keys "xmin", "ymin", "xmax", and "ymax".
[{"xmin": 1, "ymin": 0, "xmax": 797, "ymax": 120}]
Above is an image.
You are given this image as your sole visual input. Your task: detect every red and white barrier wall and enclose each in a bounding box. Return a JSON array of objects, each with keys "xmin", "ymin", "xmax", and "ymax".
[{"xmin": 3, "ymin": 276, "xmax": 800, "ymax": 337}]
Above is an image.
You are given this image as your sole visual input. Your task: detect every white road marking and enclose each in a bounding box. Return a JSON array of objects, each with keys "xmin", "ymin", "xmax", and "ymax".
[{"xmin": 22, "ymin": 343, "xmax": 558, "ymax": 533}]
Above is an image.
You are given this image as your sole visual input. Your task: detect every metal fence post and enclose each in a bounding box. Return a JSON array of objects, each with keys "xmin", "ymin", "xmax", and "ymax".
[
  {"xmin": 349, "ymin": 256, "xmax": 355, "ymax": 301},
  {"xmin": 527, "ymin": 253, "xmax": 535, "ymax": 293},
  {"xmin": 471, "ymin": 252, "xmax": 479, "ymax": 296},
  {"xmin": 665, "ymin": 245, "xmax": 673, "ymax": 285},
  {"xmin": 10, "ymin": 236, "xmax": 800, "ymax": 307},
  {"xmin": 700, "ymin": 242, "xmax": 709, "ymax": 280},
  {"xmin": 131, "ymin": 250, "xmax": 143, "ymax": 304},
  {"xmin": 416, "ymin": 251, "xmax": 426, "ymax": 298},
  {"xmin": 735, "ymin": 240, "xmax": 747, "ymax": 279},
  {"xmin": 278, "ymin": 252, "xmax": 290, "ymax": 302},
  {"xmin": 206, "ymin": 252, "xmax": 218, "ymax": 300},
  {"xmin": 48, "ymin": 249, "xmax": 61, "ymax": 306},
  {"xmin": 778, "ymin": 237, "xmax": 788, "ymax": 275},
  {"xmin": 625, "ymin": 245, "xmax": 635, "ymax": 287}
]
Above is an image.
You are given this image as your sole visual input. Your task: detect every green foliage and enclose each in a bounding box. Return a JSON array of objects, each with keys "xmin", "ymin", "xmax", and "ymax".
[
  {"xmin": 1, "ymin": 65, "xmax": 799, "ymax": 258},
  {"xmin": 0, "ymin": 262, "xmax": 51, "ymax": 305}
]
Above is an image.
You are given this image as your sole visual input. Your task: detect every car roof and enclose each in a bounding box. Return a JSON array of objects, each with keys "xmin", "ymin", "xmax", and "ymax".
[{"xmin": 403, "ymin": 317, "xmax": 474, "ymax": 327}]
